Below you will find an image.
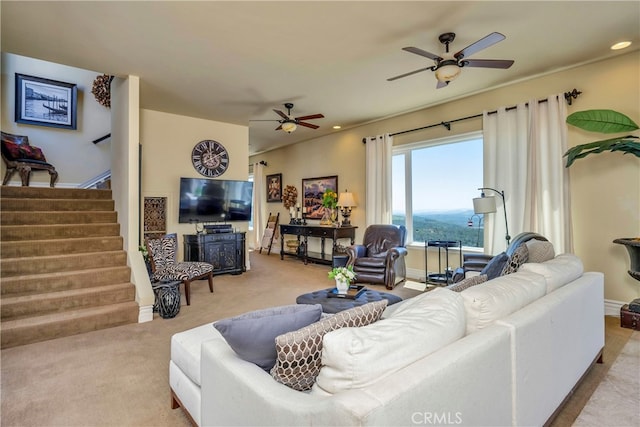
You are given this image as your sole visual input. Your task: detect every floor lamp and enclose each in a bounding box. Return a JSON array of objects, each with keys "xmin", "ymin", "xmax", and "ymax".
[{"xmin": 473, "ymin": 187, "xmax": 511, "ymax": 246}]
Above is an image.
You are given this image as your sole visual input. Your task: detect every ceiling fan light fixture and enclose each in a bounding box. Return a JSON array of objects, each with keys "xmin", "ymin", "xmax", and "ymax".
[
  {"xmin": 435, "ymin": 60, "xmax": 461, "ymax": 83},
  {"xmin": 611, "ymin": 41, "xmax": 631, "ymax": 50},
  {"xmin": 281, "ymin": 121, "xmax": 297, "ymax": 133}
]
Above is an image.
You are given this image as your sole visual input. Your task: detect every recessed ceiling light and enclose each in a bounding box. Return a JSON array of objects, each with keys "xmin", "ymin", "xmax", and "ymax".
[
  {"xmin": 332, "ymin": 125, "xmax": 341, "ymax": 130},
  {"xmin": 611, "ymin": 41, "xmax": 632, "ymax": 50}
]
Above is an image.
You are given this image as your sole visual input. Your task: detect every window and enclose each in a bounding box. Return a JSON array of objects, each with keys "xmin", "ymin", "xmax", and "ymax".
[{"xmin": 392, "ymin": 132, "xmax": 484, "ymax": 248}]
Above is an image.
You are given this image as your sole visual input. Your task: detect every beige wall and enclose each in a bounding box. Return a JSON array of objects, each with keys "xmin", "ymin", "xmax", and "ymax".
[
  {"xmin": 251, "ymin": 51, "xmax": 639, "ymax": 304},
  {"xmin": 140, "ymin": 109, "xmax": 250, "ymax": 261},
  {"xmin": 1, "ymin": 53, "xmax": 111, "ymax": 186}
]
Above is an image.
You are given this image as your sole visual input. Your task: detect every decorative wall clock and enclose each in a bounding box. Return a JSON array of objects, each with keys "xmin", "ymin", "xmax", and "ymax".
[{"xmin": 191, "ymin": 139, "xmax": 229, "ymax": 177}]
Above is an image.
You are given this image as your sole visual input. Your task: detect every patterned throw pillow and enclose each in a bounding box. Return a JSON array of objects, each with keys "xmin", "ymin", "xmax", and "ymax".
[
  {"xmin": 1, "ymin": 140, "xmax": 23, "ymax": 160},
  {"xmin": 526, "ymin": 239, "xmax": 555, "ymax": 263},
  {"xmin": 448, "ymin": 274, "xmax": 488, "ymax": 292},
  {"xmin": 20, "ymin": 145, "xmax": 47, "ymax": 162},
  {"xmin": 501, "ymin": 244, "xmax": 530, "ymax": 275},
  {"xmin": 270, "ymin": 299, "xmax": 388, "ymax": 391}
]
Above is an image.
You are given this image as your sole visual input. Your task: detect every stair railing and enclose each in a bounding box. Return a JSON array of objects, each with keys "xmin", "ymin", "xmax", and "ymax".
[{"xmin": 79, "ymin": 170, "xmax": 111, "ymax": 189}]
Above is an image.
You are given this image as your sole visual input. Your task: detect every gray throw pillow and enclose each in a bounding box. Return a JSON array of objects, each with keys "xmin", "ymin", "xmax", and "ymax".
[
  {"xmin": 214, "ymin": 304, "xmax": 322, "ymax": 371},
  {"xmin": 480, "ymin": 252, "xmax": 509, "ymax": 280}
]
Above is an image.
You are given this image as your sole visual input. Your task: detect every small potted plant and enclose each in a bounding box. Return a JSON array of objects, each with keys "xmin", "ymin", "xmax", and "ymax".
[{"xmin": 328, "ymin": 265, "xmax": 356, "ymax": 294}]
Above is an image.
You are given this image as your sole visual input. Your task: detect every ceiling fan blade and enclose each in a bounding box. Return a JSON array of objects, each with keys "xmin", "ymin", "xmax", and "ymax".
[
  {"xmin": 454, "ymin": 32, "xmax": 505, "ymax": 60},
  {"xmin": 462, "ymin": 59, "xmax": 514, "ymax": 69},
  {"xmin": 275, "ymin": 124, "xmax": 283, "ymax": 131},
  {"xmin": 387, "ymin": 66, "xmax": 434, "ymax": 81},
  {"xmin": 402, "ymin": 46, "xmax": 442, "ymax": 61},
  {"xmin": 295, "ymin": 113, "xmax": 324, "ymax": 121},
  {"xmin": 436, "ymin": 80, "xmax": 449, "ymax": 89},
  {"xmin": 298, "ymin": 122, "xmax": 320, "ymax": 129},
  {"xmin": 273, "ymin": 109, "xmax": 289, "ymax": 120}
]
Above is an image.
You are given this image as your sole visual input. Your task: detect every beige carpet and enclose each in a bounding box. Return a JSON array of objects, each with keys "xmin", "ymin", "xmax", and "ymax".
[
  {"xmin": 0, "ymin": 252, "xmax": 632, "ymax": 426},
  {"xmin": 0, "ymin": 252, "xmax": 419, "ymax": 426},
  {"xmin": 573, "ymin": 331, "xmax": 640, "ymax": 427}
]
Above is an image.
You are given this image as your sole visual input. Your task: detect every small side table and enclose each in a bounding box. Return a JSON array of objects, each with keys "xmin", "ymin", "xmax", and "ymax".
[
  {"xmin": 425, "ymin": 240, "xmax": 462, "ymax": 285},
  {"xmin": 152, "ymin": 281, "xmax": 181, "ymax": 319}
]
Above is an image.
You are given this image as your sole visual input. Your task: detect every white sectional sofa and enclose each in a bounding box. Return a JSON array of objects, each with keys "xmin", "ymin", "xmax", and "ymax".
[{"xmin": 170, "ymin": 251, "xmax": 604, "ymax": 426}]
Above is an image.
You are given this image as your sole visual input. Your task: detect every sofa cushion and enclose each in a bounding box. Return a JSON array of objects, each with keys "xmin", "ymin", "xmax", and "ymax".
[
  {"xmin": 448, "ymin": 274, "xmax": 488, "ymax": 292},
  {"xmin": 526, "ymin": 239, "xmax": 555, "ymax": 263},
  {"xmin": 501, "ymin": 244, "xmax": 529, "ymax": 275},
  {"xmin": 461, "ymin": 271, "xmax": 547, "ymax": 334},
  {"xmin": 270, "ymin": 299, "xmax": 387, "ymax": 391},
  {"xmin": 171, "ymin": 323, "xmax": 220, "ymax": 386},
  {"xmin": 312, "ymin": 288, "xmax": 466, "ymax": 395},
  {"xmin": 214, "ymin": 304, "xmax": 322, "ymax": 371},
  {"xmin": 519, "ymin": 253, "xmax": 584, "ymax": 293},
  {"xmin": 480, "ymin": 252, "xmax": 509, "ymax": 280}
]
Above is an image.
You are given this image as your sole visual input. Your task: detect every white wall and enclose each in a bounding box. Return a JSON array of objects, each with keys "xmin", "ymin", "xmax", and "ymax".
[
  {"xmin": 1, "ymin": 53, "xmax": 111, "ymax": 186},
  {"xmin": 140, "ymin": 109, "xmax": 250, "ymax": 261},
  {"xmin": 251, "ymin": 51, "xmax": 640, "ymax": 305}
]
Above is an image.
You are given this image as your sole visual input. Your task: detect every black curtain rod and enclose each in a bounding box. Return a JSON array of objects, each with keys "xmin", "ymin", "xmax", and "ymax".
[{"xmin": 363, "ymin": 88, "xmax": 581, "ymax": 143}]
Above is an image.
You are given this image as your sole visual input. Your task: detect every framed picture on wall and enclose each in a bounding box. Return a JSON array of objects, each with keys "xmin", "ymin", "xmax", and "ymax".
[
  {"xmin": 15, "ymin": 73, "xmax": 78, "ymax": 130},
  {"xmin": 266, "ymin": 173, "xmax": 282, "ymax": 202},
  {"xmin": 302, "ymin": 175, "xmax": 338, "ymax": 219}
]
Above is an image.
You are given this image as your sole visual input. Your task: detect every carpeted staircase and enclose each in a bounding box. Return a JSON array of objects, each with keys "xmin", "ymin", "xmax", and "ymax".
[{"xmin": 1, "ymin": 186, "xmax": 139, "ymax": 349}]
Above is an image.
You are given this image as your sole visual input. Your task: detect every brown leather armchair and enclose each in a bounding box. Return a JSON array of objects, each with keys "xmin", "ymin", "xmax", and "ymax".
[{"xmin": 346, "ymin": 224, "xmax": 408, "ymax": 290}]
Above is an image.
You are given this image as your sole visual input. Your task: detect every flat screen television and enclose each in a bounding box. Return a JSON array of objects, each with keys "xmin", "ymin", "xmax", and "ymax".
[{"xmin": 179, "ymin": 177, "xmax": 253, "ymax": 223}]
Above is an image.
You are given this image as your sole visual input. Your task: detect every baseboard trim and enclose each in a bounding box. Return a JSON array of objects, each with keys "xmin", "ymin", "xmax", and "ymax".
[
  {"xmin": 406, "ymin": 267, "xmax": 425, "ymax": 282},
  {"xmin": 605, "ymin": 299, "xmax": 626, "ymax": 317},
  {"xmin": 138, "ymin": 305, "xmax": 154, "ymax": 323}
]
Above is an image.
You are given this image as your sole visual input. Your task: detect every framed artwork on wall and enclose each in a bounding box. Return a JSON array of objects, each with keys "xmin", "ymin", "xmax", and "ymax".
[
  {"xmin": 14, "ymin": 73, "xmax": 78, "ymax": 130},
  {"xmin": 302, "ymin": 175, "xmax": 338, "ymax": 219},
  {"xmin": 266, "ymin": 173, "xmax": 282, "ymax": 202}
]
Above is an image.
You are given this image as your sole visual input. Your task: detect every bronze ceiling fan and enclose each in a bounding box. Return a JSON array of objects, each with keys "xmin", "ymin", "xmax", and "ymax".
[
  {"xmin": 388, "ymin": 32, "xmax": 515, "ymax": 88},
  {"xmin": 254, "ymin": 103, "xmax": 325, "ymax": 133}
]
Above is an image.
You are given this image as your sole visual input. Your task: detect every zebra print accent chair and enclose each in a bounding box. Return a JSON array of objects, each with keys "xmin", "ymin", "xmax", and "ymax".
[{"xmin": 145, "ymin": 233, "xmax": 214, "ymax": 306}]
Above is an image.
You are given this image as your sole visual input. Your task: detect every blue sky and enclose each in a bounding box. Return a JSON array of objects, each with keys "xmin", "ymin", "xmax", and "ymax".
[{"xmin": 392, "ymin": 138, "xmax": 483, "ymax": 213}]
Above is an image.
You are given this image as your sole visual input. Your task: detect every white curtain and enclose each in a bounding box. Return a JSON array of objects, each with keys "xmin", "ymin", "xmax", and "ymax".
[
  {"xmin": 365, "ymin": 134, "xmax": 393, "ymax": 225},
  {"xmin": 251, "ymin": 162, "xmax": 265, "ymax": 250},
  {"xmin": 483, "ymin": 94, "xmax": 572, "ymax": 254}
]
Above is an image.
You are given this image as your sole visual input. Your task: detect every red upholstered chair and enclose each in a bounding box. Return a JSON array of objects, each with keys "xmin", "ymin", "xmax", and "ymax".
[{"xmin": 1, "ymin": 131, "xmax": 58, "ymax": 187}]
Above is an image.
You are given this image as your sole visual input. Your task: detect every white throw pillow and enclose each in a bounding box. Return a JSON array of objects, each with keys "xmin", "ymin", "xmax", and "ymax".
[
  {"xmin": 312, "ymin": 288, "xmax": 466, "ymax": 395},
  {"xmin": 519, "ymin": 253, "xmax": 584, "ymax": 293},
  {"xmin": 461, "ymin": 271, "xmax": 547, "ymax": 334}
]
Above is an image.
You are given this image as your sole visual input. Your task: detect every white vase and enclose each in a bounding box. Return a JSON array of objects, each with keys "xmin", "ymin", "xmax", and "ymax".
[{"xmin": 335, "ymin": 279, "xmax": 349, "ymax": 295}]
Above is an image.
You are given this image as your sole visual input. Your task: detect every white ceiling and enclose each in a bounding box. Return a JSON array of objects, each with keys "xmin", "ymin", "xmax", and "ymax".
[{"xmin": 2, "ymin": 1, "xmax": 638, "ymax": 155}]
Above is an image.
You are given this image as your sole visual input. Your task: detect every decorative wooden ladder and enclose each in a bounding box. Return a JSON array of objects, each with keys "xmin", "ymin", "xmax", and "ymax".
[{"xmin": 260, "ymin": 212, "xmax": 279, "ymax": 255}]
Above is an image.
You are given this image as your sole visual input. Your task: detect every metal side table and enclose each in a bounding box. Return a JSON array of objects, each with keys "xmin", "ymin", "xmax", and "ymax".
[{"xmin": 425, "ymin": 240, "xmax": 462, "ymax": 285}]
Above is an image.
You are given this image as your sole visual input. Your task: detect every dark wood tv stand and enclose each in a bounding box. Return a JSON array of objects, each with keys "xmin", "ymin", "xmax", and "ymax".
[{"xmin": 183, "ymin": 232, "xmax": 246, "ymax": 275}]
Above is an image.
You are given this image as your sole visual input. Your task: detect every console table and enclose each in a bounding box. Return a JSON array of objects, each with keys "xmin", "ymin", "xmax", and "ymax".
[
  {"xmin": 280, "ymin": 224, "xmax": 357, "ymax": 265},
  {"xmin": 183, "ymin": 232, "xmax": 246, "ymax": 275}
]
